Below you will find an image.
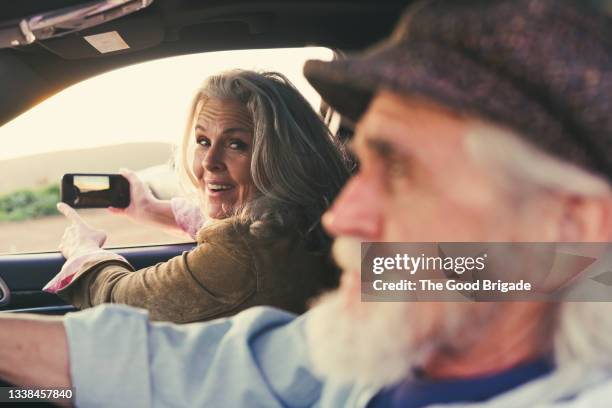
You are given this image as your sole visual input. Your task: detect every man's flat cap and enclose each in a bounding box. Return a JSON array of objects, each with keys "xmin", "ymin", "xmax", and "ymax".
[{"xmin": 305, "ymin": 0, "xmax": 612, "ymax": 181}]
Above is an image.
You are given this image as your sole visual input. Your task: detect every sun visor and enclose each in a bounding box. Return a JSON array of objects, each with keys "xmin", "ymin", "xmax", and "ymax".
[{"xmin": 39, "ymin": 16, "xmax": 163, "ymax": 59}]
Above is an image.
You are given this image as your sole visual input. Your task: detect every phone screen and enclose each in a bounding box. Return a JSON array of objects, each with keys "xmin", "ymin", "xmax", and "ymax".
[
  {"xmin": 62, "ymin": 174, "xmax": 130, "ymax": 208},
  {"xmin": 73, "ymin": 175, "xmax": 112, "ymax": 206}
]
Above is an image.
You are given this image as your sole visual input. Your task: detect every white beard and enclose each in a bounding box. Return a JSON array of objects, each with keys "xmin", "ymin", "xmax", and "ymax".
[{"xmin": 305, "ymin": 237, "xmax": 499, "ymax": 389}]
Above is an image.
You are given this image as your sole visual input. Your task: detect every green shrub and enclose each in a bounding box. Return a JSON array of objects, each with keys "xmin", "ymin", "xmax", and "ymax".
[{"xmin": 0, "ymin": 184, "xmax": 60, "ymax": 222}]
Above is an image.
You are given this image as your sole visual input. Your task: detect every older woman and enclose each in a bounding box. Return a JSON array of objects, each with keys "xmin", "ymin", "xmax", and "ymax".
[{"xmin": 44, "ymin": 70, "xmax": 350, "ymax": 323}]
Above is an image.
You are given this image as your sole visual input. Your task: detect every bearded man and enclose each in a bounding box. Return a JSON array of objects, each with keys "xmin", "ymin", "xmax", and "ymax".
[{"xmin": 1, "ymin": 0, "xmax": 612, "ymax": 406}]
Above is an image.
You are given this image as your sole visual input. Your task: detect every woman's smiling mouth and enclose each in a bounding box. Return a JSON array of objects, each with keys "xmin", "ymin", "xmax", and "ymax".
[{"xmin": 206, "ymin": 182, "xmax": 236, "ymax": 195}]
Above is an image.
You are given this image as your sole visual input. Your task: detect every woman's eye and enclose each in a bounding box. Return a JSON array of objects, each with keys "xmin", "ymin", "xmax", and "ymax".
[
  {"xmin": 228, "ymin": 140, "xmax": 247, "ymax": 150},
  {"xmin": 197, "ymin": 137, "xmax": 210, "ymax": 147}
]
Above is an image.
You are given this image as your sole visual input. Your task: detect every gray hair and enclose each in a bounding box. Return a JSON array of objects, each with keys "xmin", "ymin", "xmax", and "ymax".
[
  {"xmin": 178, "ymin": 69, "xmax": 350, "ymax": 250},
  {"xmin": 464, "ymin": 123, "xmax": 610, "ymax": 197},
  {"xmin": 464, "ymin": 123, "xmax": 612, "ymax": 370}
]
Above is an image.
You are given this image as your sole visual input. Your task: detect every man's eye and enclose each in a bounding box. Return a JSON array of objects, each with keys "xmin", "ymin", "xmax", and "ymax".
[
  {"xmin": 381, "ymin": 154, "xmax": 413, "ymax": 193},
  {"xmin": 374, "ymin": 145, "xmax": 409, "ymax": 177},
  {"xmin": 388, "ymin": 156, "xmax": 409, "ymax": 178}
]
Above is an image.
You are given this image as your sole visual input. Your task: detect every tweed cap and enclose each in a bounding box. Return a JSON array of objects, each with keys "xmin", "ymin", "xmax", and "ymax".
[{"xmin": 304, "ymin": 0, "xmax": 612, "ymax": 182}]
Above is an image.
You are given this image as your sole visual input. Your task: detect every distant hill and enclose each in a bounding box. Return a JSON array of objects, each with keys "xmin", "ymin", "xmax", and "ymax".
[{"xmin": 0, "ymin": 142, "xmax": 175, "ymax": 194}]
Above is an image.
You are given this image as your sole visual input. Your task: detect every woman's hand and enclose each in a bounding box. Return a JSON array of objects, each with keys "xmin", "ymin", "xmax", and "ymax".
[
  {"xmin": 108, "ymin": 168, "xmax": 160, "ymax": 222},
  {"xmin": 57, "ymin": 203, "xmax": 107, "ymax": 258},
  {"xmin": 108, "ymin": 168, "xmax": 182, "ymax": 231}
]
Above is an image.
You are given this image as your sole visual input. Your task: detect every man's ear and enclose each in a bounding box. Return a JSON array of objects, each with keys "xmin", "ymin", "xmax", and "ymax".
[{"xmin": 559, "ymin": 195, "xmax": 612, "ymax": 241}]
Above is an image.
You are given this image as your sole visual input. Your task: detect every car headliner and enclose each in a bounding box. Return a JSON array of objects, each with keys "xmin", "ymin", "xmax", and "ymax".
[{"xmin": 0, "ymin": 0, "xmax": 406, "ymax": 127}]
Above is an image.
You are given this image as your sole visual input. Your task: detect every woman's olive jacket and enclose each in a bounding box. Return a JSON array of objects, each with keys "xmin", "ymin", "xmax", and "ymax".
[{"xmin": 57, "ymin": 219, "xmax": 338, "ymax": 323}]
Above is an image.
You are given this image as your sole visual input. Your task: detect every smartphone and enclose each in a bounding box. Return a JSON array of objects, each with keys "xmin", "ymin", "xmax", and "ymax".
[{"xmin": 61, "ymin": 173, "xmax": 130, "ymax": 208}]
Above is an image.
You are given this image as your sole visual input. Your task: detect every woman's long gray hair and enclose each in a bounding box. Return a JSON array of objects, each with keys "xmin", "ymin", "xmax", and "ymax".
[{"xmin": 179, "ymin": 69, "xmax": 351, "ymax": 251}]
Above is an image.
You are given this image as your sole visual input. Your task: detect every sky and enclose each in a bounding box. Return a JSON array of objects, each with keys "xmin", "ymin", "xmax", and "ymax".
[{"xmin": 0, "ymin": 47, "xmax": 332, "ymax": 161}]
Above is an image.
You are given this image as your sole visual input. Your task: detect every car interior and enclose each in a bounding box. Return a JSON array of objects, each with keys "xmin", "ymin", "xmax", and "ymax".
[{"xmin": 0, "ymin": 0, "xmax": 405, "ymax": 315}]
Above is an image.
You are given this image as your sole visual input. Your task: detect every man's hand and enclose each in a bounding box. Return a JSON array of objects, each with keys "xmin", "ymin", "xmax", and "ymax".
[
  {"xmin": 0, "ymin": 314, "xmax": 71, "ymax": 393},
  {"xmin": 57, "ymin": 202, "xmax": 107, "ymax": 258}
]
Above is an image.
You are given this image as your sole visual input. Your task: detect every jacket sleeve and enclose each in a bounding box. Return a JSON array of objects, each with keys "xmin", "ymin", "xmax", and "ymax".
[
  {"xmin": 57, "ymin": 222, "xmax": 256, "ymax": 323},
  {"xmin": 170, "ymin": 196, "xmax": 206, "ymax": 239}
]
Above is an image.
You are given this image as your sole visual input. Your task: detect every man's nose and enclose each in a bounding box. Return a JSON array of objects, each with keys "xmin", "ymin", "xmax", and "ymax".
[
  {"xmin": 323, "ymin": 174, "xmax": 384, "ymax": 240},
  {"xmin": 203, "ymin": 145, "xmax": 227, "ymax": 172}
]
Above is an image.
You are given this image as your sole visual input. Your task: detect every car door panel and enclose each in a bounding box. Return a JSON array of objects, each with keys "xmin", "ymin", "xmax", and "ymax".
[{"xmin": 0, "ymin": 243, "xmax": 195, "ymax": 314}]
